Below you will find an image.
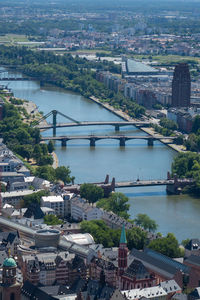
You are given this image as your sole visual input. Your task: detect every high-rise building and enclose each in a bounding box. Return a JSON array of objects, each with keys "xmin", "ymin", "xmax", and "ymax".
[{"xmin": 172, "ymin": 63, "xmax": 191, "ymax": 107}]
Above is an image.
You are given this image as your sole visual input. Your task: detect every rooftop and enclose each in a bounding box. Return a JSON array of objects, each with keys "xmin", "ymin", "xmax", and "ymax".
[
  {"xmin": 42, "ymin": 195, "xmax": 64, "ymax": 203},
  {"xmin": 126, "ymin": 59, "xmax": 158, "ymax": 74},
  {"xmin": 3, "ymin": 257, "xmax": 17, "ymax": 268}
]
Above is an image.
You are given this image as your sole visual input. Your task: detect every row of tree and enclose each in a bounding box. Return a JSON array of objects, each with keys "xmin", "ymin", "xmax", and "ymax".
[{"xmin": 80, "ymin": 219, "xmax": 182, "ymax": 257}]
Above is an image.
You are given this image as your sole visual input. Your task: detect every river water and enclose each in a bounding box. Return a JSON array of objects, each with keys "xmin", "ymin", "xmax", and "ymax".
[{"xmin": 1, "ymin": 70, "xmax": 200, "ymax": 241}]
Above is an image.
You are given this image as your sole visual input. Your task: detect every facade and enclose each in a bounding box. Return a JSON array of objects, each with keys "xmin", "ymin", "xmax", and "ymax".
[
  {"xmin": 1, "ymin": 190, "xmax": 37, "ymax": 209},
  {"xmin": 89, "ymin": 257, "xmax": 118, "ymax": 288},
  {"xmin": 71, "ymin": 197, "xmax": 103, "ymax": 221},
  {"xmin": 21, "ymin": 252, "xmax": 87, "ymax": 286},
  {"xmin": 0, "ymin": 231, "xmax": 20, "ymax": 257},
  {"xmin": 41, "ymin": 195, "xmax": 64, "ymax": 217},
  {"xmin": 172, "ymin": 63, "xmax": 191, "ymax": 107},
  {"xmin": 120, "ymin": 259, "xmax": 156, "ymax": 290}
]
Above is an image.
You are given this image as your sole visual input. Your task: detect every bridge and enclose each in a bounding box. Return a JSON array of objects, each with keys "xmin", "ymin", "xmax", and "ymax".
[
  {"xmin": 41, "ymin": 134, "xmax": 176, "ymax": 147},
  {"xmin": 0, "ymin": 77, "xmax": 31, "ymax": 81},
  {"xmin": 37, "ymin": 120, "xmax": 150, "ymax": 131},
  {"xmin": 32, "ymin": 110, "xmax": 150, "ymax": 136},
  {"xmin": 62, "ymin": 174, "xmax": 194, "ymax": 196}
]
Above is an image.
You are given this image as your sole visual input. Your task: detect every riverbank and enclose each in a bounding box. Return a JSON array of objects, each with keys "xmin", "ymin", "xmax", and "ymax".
[
  {"xmin": 22, "ymin": 99, "xmax": 59, "ymax": 168},
  {"xmin": 89, "ymin": 96, "xmax": 185, "ymax": 153}
]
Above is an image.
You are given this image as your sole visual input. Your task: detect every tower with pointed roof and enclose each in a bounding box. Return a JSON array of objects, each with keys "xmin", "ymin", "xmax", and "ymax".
[{"xmin": 118, "ymin": 225, "xmax": 128, "ymax": 276}]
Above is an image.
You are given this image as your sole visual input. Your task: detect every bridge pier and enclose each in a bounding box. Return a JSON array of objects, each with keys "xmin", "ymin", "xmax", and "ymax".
[
  {"xmin": 115, "ymin": 125, "xmax": 120, "ymax": 132},
  {"xmin": 61, "ymin": 139, "xmax": 67, "ymax": 147},
  {"xmin": 90, "ymin": 138, "xmax": 96, "ymax": 147},
  {"xmin": 148, "ymin": 138, "xmax": 154, "ymax": 146},
  {"xmin": 120, "ymin": 137, "xmax": 126, "ymax": 147}
]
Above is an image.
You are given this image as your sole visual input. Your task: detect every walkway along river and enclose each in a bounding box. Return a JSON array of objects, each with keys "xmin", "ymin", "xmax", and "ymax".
[{"xmin": 1, "ymin": 68, "xmax": 200, "ymax": 242}]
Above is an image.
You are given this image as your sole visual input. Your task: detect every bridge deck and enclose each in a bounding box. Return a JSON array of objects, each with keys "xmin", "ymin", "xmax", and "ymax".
[
  {"xmin": 41, "ymin": 135, "xmax": 175, "ymax": 141},
  {"xmin": 37, "ymin": 121, "xmax": 150, "ymax": 129},
  {"xmin": 114, "ymin": 180, "xmax": 174, "ymax": 188}
]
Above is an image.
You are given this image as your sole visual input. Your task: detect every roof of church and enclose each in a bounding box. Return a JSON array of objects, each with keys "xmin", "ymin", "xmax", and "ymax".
[{"xmin": 120, "ymin": 225, "xmax": 127, "ymax": 244}]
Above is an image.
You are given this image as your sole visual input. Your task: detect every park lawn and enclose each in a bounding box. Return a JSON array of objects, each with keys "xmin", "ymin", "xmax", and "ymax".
[{"xmin": 132, "ymin": 54, "xmax": 200, "ymax": 65}]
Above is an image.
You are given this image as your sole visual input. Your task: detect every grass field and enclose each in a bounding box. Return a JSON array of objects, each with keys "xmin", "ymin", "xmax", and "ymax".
[
  {"xmin": 0, "ymin": 34, "xmax": 29, "ymax": 43},
  {"xmin": 132, "ymin": 54, "xmax": 200, "ymax": 65}
]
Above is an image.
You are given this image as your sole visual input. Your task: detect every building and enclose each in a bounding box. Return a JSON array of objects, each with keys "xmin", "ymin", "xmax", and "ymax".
[
  {"xmin": 41, "ymin": 195, "xmax": 64, "ymax": 217},
  {"xmin": 63, "ymin": 233, "xmax": 95, "ymax": 246},
  {"xmin": 120, "ymin": 259, "xmax": 156, "ymax": 290},
  {"xmin": 1, "ymin": 189, "xmax": 37, "ymax": 209},
  {"xmin": 172, "ymin": 63, "xmax": 191, "ymax": 107},
  {"xmin": 89, "ymin": 257, "xmax": 118, "ymax": 288},
  {"xmin": 70, "ymin": 197, "xmax": 103, "ymax": 221},
  {"xmin": 0, "ymin": 257, "xmax": 21, "ymax": 300},
  {"xmin": 21, "ymin": 252, "xmax": 87, "ymax": 286},
  {"xmin": 122, "ymin": 58, "xmax": 161, "ymax": 77},
  {"xmin": 0, "ymin": 231, "xmax": 20, "ymax": 257}
]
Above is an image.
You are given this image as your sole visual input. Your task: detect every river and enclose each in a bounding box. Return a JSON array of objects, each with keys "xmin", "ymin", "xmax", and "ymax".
[{"xmin": 1, "ymin": 69, "xmax": 200, "ymax": 242}]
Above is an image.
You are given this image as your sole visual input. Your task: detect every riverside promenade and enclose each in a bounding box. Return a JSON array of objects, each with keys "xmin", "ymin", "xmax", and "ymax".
[{"xmin": 89, "ymin": 96, "xmax": 185, "ymax": 153}]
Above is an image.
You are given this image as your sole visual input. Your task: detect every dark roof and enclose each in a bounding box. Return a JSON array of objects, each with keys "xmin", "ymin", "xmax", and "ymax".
[
  {"xmin": 0, "ymin": 231, "xmax": 19, "ymax": 245},
  {"xmin": 188, "ymin": 288, "xmax": 200, "ymax": 299},
  {"xmin": 129, "ymin": 248, "xmax": 189, "ymax": 278},
  {"xmin": 123, "ymin": 259, "xmax": 150, "ymax": 279},
  {"xmin": 24, "ymin": 202, "xmax": 45, "ymax": 219},
  {"xmin": 185, "ymin": 239, "xmax": 200, "ymax": 251},
  {"xmin": 144, "ymin": 248, "xmax": 189, "ymax": 274},
  {"xmin": 70, "ymin": 278, "xmax": 115, "ymax": 300},
  {"xmin": 184, "ymin": 255, "xmax": 200, "ymax": 267},
  {"xmin": 70, "ymin": 277, "xmax": 87, "ymax": 294},
  {"xmin": 21, "ymin": 281, "xmax": 56, "ymax": 300},
  {"xmin": 39, "ymin": 285, "xmax": 69, "ymax": 296}
]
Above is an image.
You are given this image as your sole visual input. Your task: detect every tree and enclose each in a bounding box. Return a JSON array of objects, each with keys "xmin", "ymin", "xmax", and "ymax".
[
  {"xmin": 44, "ymin": 214, "xmax": 64, "ymax": 225},
  {"xmin": 80, "ymin": 183, "xmax": 104, "ymax": 203},
  {"xmin": 48, "ymin": 140, "xmax": 55, "ymax": 153},
  {"xmin": 192, "ymin": 115, "xmax": 200, "ymax": 133},
  {"xmin": 127, "ymin": 227, "xmax": 147, "ymax": 250},
  {"xmin": 40, "ymin": 143, "xmax": 48, "ymax": 155},
  {"xmin": 97, "ymin": 192, "xmax": 130, "ymax": 219},
  {"xmin": 22, "ymin": 190, "xmax": 49, "ymax": 208},
  {"xmin": 148, "ymin": 233, "xmax": 182, "ymax": 258},
  {"xmin": 33, "ymin": 144, "xmax": 42, "ymax": 161},
  {"xmin": 55, "ymin": 166, "xmax": 72, "ymax": 184},
  {"xmin": 134, "ymin": 214, "xmax": 158, "ymax": 232},
  {"xmin": 38, "ymin": 154, "xmax": 53, "ymax": 166},
  {"xmin": 34, "ymin": 165, "xmax": 56, "ymax": 182},
  {"xmin": 80, "ymin": 220, "xmax": 118, "ymax": 248}
]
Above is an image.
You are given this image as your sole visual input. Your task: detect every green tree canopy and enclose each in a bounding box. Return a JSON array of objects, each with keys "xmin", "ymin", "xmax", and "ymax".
[
  {"xmin": 80, "ymin": 220, "xmax": 147, "ymax": 250},
  {"xmin": 22, "ymin": 190, "xmax": 49, "ymax": 208},
  {"xmin": 134, "ymin": 213, "xmax": 158, "ymax": 232},
  {"xmin": 44, "ymin": 214, "xmax": 64, "ymax": 225},
  {"xmin": 80, "ymin": 183, "xmax": 104, "ymax": 203},
  {"xmin": 97, "ymin": 192, "xmax": 130, "ymax": 219},
  {"xmin": 48, "ymin": 140, "xmax": 55, "ymax": 153},
  {"xmin": 55, "ymin": 166, "xmax": 72, "ymax": 184},
  {"xmin": 148, "ymin": 233, "xmax": 182, "ymax": 258}
]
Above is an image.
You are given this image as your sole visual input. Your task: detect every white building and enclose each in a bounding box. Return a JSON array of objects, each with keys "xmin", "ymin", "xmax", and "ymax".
[
  {"xmin": 70, "ymin": 197, "xmax": 103, "ymax": 221},
  {"xmin": 63, "ymin": 233, "xmax": 95, "ymax": 246},
  {"xmin": 41, "ymin": 195, "xmax": 64, "ymax": 217}
]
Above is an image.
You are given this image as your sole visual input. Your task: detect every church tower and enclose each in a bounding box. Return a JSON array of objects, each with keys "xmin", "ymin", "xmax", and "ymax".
[
  {"xmin": 118, "ymin": 225, "xmax": 128, "ymax": 276},
  {"xmin": 1, "ymin": 257, "xmax": 21, "ymax": 300}
]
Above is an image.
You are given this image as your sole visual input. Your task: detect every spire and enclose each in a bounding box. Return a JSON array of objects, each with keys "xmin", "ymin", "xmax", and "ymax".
[{"xmin": 120, "ymin": 224, "xmax": 127, "ymax": 244}]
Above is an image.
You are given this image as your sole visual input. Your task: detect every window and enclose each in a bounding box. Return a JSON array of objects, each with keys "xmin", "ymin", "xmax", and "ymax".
[{"xmin": 10, "ymin": 293, "xmax": 15, "ymax": 300}]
